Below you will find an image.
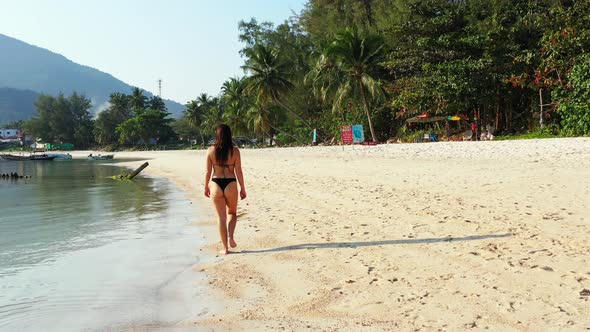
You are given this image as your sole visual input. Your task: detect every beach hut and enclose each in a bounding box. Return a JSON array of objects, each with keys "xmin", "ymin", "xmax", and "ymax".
[{"xmin": 406, "ymin": 114, "xmax": 470, "ymax": 142}]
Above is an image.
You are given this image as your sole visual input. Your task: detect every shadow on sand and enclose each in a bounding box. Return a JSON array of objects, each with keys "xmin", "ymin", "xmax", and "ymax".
[{"xmin": 239, "ymin": 233, "xmax": 512, "ymax": 254}]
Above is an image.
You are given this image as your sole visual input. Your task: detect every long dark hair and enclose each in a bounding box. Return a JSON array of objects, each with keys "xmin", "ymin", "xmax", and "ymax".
[{"xmin": 214, "ymin": 124, "xmax": 234, "ymax": 163}]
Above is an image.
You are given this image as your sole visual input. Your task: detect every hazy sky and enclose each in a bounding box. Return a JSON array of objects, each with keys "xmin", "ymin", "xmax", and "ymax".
[{"xmin": 0, "ymin": 0, "xmax": 306, "ymax": 104}]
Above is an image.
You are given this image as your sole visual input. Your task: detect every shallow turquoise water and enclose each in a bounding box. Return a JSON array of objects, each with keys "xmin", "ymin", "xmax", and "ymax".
[{"xmin": 0, "ymin": 159, "xmax": 204, "ymax": 331}]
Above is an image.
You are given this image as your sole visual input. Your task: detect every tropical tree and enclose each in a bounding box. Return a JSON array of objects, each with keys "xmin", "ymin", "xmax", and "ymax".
[
  {"xmin": 184, "ymin": 99, "xmax": 205, "ymax": 144},
  {"xmin": 221, "ymin": 77, "xmax": 249, "ymax": 135},
  {"xmin": 25, "ymin": 92, "xmax": 94, "ymax": 148},
  {"xmin": 130, "ymin": 87, "xmax": 148, "ymax": 112},
  {"xmin": 317, "ymin": 28, "xmax": 385, "ymax": 142},
  {"xmin": 242, "ymin": 44, "xmax": 313, "ymax": 129},
  {"xmin": 148, "ymin": 95, "xmax": 167, "ymax": 112},
  {"xmin": 117, "ymin": 108, "xmax": 174, "ymax": 145},
  {"xmin": 201, "ymin": 103, "xmax": 223, "ymax": 138},
  {"xmin": 196, "ymin": 93, "xmax": 214, "ymax": 110},
  {"xmin": 246, "ymin": 101, "xmax": 272, "ymax": 144},
  {"xmin": 221, "ymin": 77, "xmax": 247, "ymax": 108},
  {"xmin": 94, "ymin": 92, "xmax": 132, "ymax": 145}
]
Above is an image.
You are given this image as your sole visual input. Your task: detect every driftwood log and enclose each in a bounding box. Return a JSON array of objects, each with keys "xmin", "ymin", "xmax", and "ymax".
[{"xmin": 112, "ymin": 162, "xmax": 149, "ymax": 180}]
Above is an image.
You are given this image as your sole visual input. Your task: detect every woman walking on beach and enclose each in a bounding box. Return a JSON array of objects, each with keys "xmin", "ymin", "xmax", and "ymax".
[{"xmin": 204, "ymin": 124, "xmax": 247, "ymax": 255}]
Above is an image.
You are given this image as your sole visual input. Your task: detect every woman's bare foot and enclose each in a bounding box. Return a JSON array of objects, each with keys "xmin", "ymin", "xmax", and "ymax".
[
  {"xmin": 229, "ymin": 238, "xmax": 237, "ymax": 248},
  {"xmin": 219, "ymin": 249, "xmax": 230, "ymax": 255}
]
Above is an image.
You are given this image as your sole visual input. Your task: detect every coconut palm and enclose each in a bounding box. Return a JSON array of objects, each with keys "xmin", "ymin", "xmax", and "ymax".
[
  {"xmin": 221, "ymin": 77, "xmax": 246, "ymax": 108},
  {"xmin": 196, "ymin": 93, "xmax": 214, "ymax": 110},
  {"xmin": 242, "ymin": 44, "xmax": 313, "ymax": 129},
  {"xmin": 130, "ymin": 87, "xmax": 148, "ymax": 112},
  {"xmin": 306, "ymin": 53, "xmax": 349, "ymax": 119},
  {"xmin": 222, "ymin": 102, "xmax": 248, "ymax": 136},
  {"xmin": 184, "ymin": 100, "xmax": 205, "ymax": 144},
  {"xmin": 220, "ymin": 77, "xmax": 249, "ymax": 135},
  {"xmin": 148, "ymin": 95, "xmax": 167, "ymax": 112},
  {"xmin": 201, "ymin": 101, "xmax": 223, "ymax": 138},
  {"xmin": 246, "ymin": 101, "xmax": 272, "ymax": 145},
  {"xmin": 108, "ymin": 92, "xmax": 131, "ymax": 120},
  {"xmin": 315, "ymin": 28, "xmax": 385, "ymax": 142}
]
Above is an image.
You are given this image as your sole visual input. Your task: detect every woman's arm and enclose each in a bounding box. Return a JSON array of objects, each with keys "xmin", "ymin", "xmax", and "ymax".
[
  {"xmin": 204, "ymin": 148, "xmax": 213, "ymax": 197},
  {"xmin": 234, "ymin": 148, "xmax": 247, "ymax": 200}
]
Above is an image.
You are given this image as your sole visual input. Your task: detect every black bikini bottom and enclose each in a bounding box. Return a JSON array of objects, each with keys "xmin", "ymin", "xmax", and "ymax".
[{"xmin": 211, "ymin": 178, "xmax": 236, "ymax": 192}]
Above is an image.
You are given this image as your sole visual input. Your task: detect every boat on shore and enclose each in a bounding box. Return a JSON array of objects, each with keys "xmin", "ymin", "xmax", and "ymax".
[
  {"xmin": 87, "ymin": 154, "xmax": 114, "ymax": 160},
  {"xmin": 47, "ymin": 153, "xmax": 73, "ymax": 161},
  {"xmin": 1, "ymin": 154, "xmax": 56, "ymax": 161}
]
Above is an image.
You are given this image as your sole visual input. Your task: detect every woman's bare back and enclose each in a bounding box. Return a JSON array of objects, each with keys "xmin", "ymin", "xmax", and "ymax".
[{"xmin": 209, "ymin": 146, "xmax": 238, "ymax": 178}]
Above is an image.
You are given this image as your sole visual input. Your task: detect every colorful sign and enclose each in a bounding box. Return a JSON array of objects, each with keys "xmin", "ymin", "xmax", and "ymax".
[
  {"xmin": 352, "ymin": 124, "xmax": 365, "ymax": 143},
  {"xmin": 341, "ymin": 125, "xmax": 353, "ymax": 144}
]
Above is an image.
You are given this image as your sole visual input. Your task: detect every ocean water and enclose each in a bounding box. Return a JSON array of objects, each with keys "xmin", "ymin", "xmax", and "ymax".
[{"xmin": 0, "ymin": 159, "xmax": 205, "ymax": 331}]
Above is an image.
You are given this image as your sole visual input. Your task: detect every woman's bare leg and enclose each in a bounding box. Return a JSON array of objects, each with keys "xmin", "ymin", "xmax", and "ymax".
[
  {"xmin": 210, "ymin": 183, "xmax": 229, "ymax": 254},
  {"xmin": 224, "ymin": 182, "xmax": 239, "ymax": 248}
]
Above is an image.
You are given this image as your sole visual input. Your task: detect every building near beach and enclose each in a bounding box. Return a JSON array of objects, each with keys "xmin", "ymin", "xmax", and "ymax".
[{"xmin": 0, "ymin": 129, "xmax": 20, "ymax": 139}]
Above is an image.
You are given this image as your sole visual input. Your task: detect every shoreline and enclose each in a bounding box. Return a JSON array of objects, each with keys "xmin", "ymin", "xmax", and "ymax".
[
  {"xmin": 110, "ymin": 155, "xmax": 229, "ymax": 329},
  {"xmin": 0, "ymin": 161, "xmax": 211, "ymax": 331},
  {"xmin": 73, "ymin": 137, "xmax": 590, "ymax": 330}
]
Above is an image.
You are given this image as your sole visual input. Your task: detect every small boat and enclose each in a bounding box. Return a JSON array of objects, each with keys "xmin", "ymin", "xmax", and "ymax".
[
  {"xmin": 87, "ymin": 154, "xmax": 114, "ymax": 160},
  {"xmin": 47, "ymin": 153, "xmax": 73, "ymax": 161},
  {"xmin": 0, "ymin": 154, "xmax": 29, "ymax": 161},
  {"xmin": 1, "ymin": 154, "xmax": 56, "ymax": 161}
]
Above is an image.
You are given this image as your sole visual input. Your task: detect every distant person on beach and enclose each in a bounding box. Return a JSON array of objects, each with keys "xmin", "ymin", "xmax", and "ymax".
[{"xmin": 204, "ymin": 124, "xmax": 247, "ymax": 255}]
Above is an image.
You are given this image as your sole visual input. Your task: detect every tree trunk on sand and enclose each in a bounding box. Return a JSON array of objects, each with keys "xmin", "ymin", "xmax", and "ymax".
[
  {"xmin": 359, "ymin": 82, "xmax": 378, "ymax": 143},
  {"xmin": 200, "ymin": 132, "xmax": 205, "ymax": 146}
]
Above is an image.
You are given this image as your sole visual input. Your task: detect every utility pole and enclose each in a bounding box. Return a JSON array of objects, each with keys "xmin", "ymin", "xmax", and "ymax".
[{"xmin": 158, "ymin": 79, "xmax": 162, "ymax": 98}]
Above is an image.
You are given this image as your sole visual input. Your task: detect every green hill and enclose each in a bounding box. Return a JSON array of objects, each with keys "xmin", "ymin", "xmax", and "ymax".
[
  {"xmin": 0, "ymin": 33, "xmax": 184, "ymax": 118},
  {"xmin": 0, "ymin": 88, "xmax": 39, "ymax": 124}
]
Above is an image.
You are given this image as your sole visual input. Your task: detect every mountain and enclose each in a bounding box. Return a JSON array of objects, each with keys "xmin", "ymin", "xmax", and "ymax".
[
  {"xmin": 0, "ymin": 88, "xmax": 39, "ymax": 124},
  {"xmin": 0, "ymin": 34, "xmax": 185, "ymax": 119}
]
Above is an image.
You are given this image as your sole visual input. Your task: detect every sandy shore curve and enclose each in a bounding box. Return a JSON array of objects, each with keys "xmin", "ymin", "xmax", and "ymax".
[{"xmin": 79, "ymin": 137, "xmax": 590, "ymax": 331}]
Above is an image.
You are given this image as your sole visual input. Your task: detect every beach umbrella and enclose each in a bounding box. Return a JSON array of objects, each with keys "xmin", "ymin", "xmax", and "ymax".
[{"xmin": 407, "ymin": 115, "xmax": 447, "ymax": 123}]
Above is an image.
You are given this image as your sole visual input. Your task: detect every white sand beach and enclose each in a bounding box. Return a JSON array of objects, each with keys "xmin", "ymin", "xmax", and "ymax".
[{"xmin": 82, "ymin": 138, "xmax": 590, "ymax": 331}]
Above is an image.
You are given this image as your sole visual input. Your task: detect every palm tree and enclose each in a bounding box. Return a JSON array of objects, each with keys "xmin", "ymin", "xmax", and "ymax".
[
  {"xmin": 201, "ymin": 104, "xmax": 223, "ymax": 138},
  {"xmin": 221, "ymin": 77, "xmax": 249, "ymax": 135},
  {"xmin": 246, "ymin": 101, "xmax": 272, "ymax": 145},
  {"xmin": 221, "ymin": 77, "xmax": 246, "ymax": 108},
  {"xmin": 130, "ymin": 87, "xmax": 148, "ymax": 112},
  {"xmin": 196, "ymin": 93, "xmax": 214, "ymax": 110},
  {"xmin": 184, "ymin": 100, "xmax": 205, "ymax": 145},
  {"xmin": 306, "ymin": 53, "xmax": 349, "ymax": 119},
  {"xmin": 149, "ymin": 95, "xmax": 167, "ymax": 112},
  {"xmin": 108, "ymin": 92, "xmax": 131, "ymax": 120},
  {"xmin": 313, "ymin": 28, "xmax": 385, "ymax": 142},
  {"xmin": 184, "ymin": 93, "xmax": 219, "ymax": 143},
  {"xmin": 242, "ymin": 44, "xmax": 313, "ymax": 129}
]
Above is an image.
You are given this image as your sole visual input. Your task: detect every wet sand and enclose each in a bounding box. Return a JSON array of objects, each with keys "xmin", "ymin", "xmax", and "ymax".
[{"xmin": 79, "ymin": 137, "xmax": 590, "ymax": 331}]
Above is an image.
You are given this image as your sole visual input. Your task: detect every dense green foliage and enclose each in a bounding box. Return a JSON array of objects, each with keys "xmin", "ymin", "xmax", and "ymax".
[
  {"xmin": 5, "ymin": 2, "xmax": 590, "ymax": 148},
  {"xmin": 23, "ymin": 93, "xmax": 94, "ymax": 148},
  {"xmin": 554, "ymin": 54, "xmax": 590, "ymax": 136},
  {"xmin": 178, "ymin": 0, "xmax": 590, "ymax": 144},
  {"xmin": 17, "ymin": 89, "xmax": 174, "ymax": 149},
  {"xmin": 96, "ymin": 88, "xmax": 175, "ymax": 146}
]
